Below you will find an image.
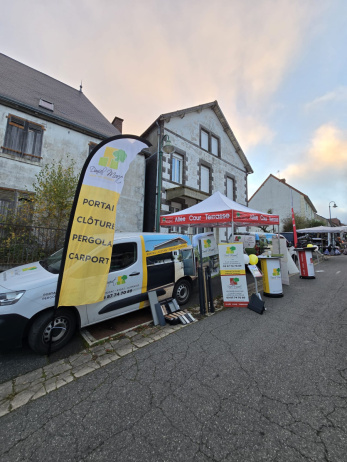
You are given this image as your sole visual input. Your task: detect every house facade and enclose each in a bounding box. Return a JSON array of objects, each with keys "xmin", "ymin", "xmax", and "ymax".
[
  {"xmin": 141, "ymin": 101, "xmax": 253, "ymax": 239},
  {"xmin": 248, "ymin": 174, "xmax": 317, "ymax": 231},
  {"xmin": 0, "ymin": 53, "xmax": 147, "ymax": 232}
]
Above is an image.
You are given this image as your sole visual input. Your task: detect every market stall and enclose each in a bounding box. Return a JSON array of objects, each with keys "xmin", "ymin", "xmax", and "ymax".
[
  {"xmin": 160, "ymin": 191, "xmax": 280, "ymax": 310},
  {"xmin": 160, "ymin": 191, "xmax": 279, "ymax": 234},
  {"xmin": 297, "ymin": 225, "xmax": 347, "ymax": 251}
]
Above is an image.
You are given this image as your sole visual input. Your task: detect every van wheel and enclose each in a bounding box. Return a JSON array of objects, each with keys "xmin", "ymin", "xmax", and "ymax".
[
  {"xmin": 173, "ymin": 279, "xmax": 191, "ymax": 305},
  {"xmin": 28, "ymin": 309, "xmax": 77, "ymax": 355}
]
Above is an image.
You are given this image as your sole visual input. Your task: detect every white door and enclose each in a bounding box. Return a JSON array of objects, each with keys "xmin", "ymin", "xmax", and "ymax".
[{"xmin": 86, "ymin": 238, "xmax": 144, "ymax": 324}]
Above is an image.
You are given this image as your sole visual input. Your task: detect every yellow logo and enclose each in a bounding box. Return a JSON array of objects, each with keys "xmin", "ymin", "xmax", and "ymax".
[{"xmin": 117, "ymin": 275, "xmax": 128, "ymax": 285}]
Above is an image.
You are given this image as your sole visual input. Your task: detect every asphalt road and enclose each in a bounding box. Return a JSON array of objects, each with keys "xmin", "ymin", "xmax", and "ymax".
[
  {"xmin": 0, "ymin": 275, "xmax": 225, "ymax": 383},
  {"xmin": 0, "ymin": 256, "xmax": 346, "ymax": 461}
]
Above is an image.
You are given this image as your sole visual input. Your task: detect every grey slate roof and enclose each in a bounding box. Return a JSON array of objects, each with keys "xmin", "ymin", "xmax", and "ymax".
[{"xmin": 0, "ymin": 53, "xmax": 119, "ymax": 139}]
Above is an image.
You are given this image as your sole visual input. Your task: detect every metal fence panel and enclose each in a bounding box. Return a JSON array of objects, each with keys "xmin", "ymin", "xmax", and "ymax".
[{"xmin": 0, "ymin": 222, "xmax": 66, "ymax": 270}]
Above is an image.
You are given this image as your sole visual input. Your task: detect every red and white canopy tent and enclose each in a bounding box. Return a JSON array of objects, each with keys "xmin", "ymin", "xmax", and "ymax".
[{"xmin": 160, "ymin": 191, "xmax": 279, "ymax": 236}]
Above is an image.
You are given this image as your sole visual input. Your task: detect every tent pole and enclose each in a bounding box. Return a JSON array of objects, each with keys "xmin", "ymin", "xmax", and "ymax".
[
  {"xmin": 231, "ymin": 210, "xmax": 234, "ymax": 242},
  {"xmin": 198, "ymin": 239, "xmax": 206, "ymax": 316}
]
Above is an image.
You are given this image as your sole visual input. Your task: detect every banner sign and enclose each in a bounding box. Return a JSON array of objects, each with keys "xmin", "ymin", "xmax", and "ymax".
[
  {"xmin": 234, "ymin": 234, "xmax": 256, "ymax": 248},
  {"xmin": 219, "ymin": 243, "xmax": 249, "ymax": 307},
  {"xmin": 221, "ymin": 275, "xmax": 249, "ymax": 307},
  {"xmin": 56, "ymin": 135, "xmax": 150, "ymax": 307},
  {"xmin": 161, "ymin": 210, "xmax": 279, "ymax": 226},
  {"xmin": 146, "ymin": 243, "xmax": 188, "ymax": 257},
  {"xmin": 248, "ymin": 264, "xmax": 262, "ymax": 278},
  {"xmin": 219, "ymin": 243, "xmax": 246, "ymax": 275}
]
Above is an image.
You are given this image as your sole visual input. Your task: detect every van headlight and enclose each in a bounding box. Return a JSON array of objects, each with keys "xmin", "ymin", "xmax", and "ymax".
[{"xmin": 0, "ymin": 291, "xmax": 25, "ymax": 306}]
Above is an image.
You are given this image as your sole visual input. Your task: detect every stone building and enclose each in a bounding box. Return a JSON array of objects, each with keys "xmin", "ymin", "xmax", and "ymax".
[
  {"xmin": 141, "ymin": 101, "xmax": 253, "ymax": 239},
  {"xmin": 249, "ymin": 174, "xmax": 317, "ymax": 231},
  {"xmin": 0, "ymin": 53, "xmax": 147, "ymax": 232}
]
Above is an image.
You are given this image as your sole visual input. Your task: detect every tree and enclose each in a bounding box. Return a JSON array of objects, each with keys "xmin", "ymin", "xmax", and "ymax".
[
  {"xmin": 282, "ymin": 214, "xmax": 325, "ymax": 232},
  {"xmin": 30, "ymin": 157, "xmax": 79, "ymax": 229},
  {"xmin": 282, "ymin": 214, "xmax": 309, "ymax": 232},
  {"xmin": 258, "ymin": 209, "xmax": 274, "ymax": 232},
  {"xmin": 308, "ymin": 219, "xmax": 326, "ymax": 228}
]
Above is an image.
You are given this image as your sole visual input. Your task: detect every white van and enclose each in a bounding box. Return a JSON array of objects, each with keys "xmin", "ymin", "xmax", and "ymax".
[{"xmin": 0, "ymin": 233, "xmax": 196, "ymax": 354}]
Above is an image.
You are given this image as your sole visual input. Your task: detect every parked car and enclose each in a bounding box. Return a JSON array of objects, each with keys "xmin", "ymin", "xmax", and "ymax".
[{"xmin": 0, "ymin": 233, "xmax": 196, "ymax": 354}]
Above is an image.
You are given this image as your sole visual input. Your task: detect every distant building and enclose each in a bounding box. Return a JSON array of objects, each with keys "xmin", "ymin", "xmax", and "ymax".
[
  {"xmin": 141, "ymin": 101, "xmax": 253, "ymax": 238},
  {"xmin": 315, "ymin": 214, "xmax": 329, "ymax": 226},
  {"xmin": 248, "ymin": 174, "xmax": 317, "ymax": 232},
  {"xmin": 330, "ymin": 217, "xmax": 344, "ymax": 227},
  {"xmin": 0, "ymin": 53, "xmax": 147, "ymax": 232}
]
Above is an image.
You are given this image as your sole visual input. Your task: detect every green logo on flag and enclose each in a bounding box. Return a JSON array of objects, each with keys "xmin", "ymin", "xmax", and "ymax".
[{"xmin": 99, "ymin": 148, "xmax": 127, "ymax": 170}]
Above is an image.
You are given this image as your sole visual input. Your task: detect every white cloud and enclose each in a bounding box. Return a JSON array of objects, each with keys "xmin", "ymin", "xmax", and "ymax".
[
  {"xmin": 1, "ymin": 0, "xmax": 318, "ymax": 140},
  {"xmin": 305, "ymin": 86, "xmax": 347, "ymax": 111},
  {"xmin": 281, "ymin": 123, "xmax": 347, "ymax": 222}
]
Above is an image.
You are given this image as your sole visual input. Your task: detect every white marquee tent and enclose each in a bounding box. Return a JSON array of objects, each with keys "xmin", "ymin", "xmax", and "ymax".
[{"xmin": 297, "ymin": 225, "xmax": 347, "ymax": 233}]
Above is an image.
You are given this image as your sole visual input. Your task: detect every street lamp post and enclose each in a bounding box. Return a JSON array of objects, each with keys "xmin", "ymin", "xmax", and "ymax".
[
  {"xmin": 328, "ymin": 201, "xmax": 337, "ymax": 247},
  {"xmin": 156, "ymin": 134, "xmax": 175, "ymax": 232}
]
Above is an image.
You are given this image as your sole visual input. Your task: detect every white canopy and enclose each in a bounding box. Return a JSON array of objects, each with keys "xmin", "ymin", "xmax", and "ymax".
[
  {"xmin": 297, "ymin": 225, "xmax": 347, "ymax": 233},
  {"xmin": 160, "ymin": 191, "xmax": 279, "ymax": 228}
]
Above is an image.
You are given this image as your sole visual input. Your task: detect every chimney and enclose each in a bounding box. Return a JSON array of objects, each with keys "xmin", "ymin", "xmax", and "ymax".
[
  {"xmin": 112, "ymin": 116, "xmax": 124, "ymax": 134},
  {"xmin": 280, "ymin": 178, "xmax": 286, "ymax": 183}
]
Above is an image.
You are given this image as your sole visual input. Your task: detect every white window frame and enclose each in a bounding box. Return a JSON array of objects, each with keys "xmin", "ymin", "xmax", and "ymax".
[
  {"xmin": 226, "ymin": 177, "xmax": 234, "ymax": 200},
  {"xmin": 171, "ymin": 153, "xmax": 183, "ymax": 184},
  {"xmin": 201, "ymin": 165, "xmax": 210, "ymax": 193},
  {"xmin": 211, "ymin": 135, "xmax": 219, "ymax": 156},
  {"xmin": 200, "ymin": 129, "xmax": 209, "ymax": 151}
]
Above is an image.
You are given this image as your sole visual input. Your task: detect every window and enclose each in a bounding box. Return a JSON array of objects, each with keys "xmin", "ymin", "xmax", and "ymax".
[
  {"xmin": 200, "ymin": 130, "xmax": 209, "ymax": 151},
  {"xmin": 2, "ymin": 114, "xmax": 44, "ymax": 160},
  {"xmin": 89, "ymin": 142, "xmax": 97, "ymax": 154},
  {"xmin": 200, "ymin": 127, "xmax": 220, "ymax": 156},
  {"xmin": 171, "ymin": 154, "xmax": 183, "ymax": 183},
  {"xmin": 226, "ymin": 177, "xmax": 234, "ymax": 200},
  {"xmin": 211, "ymin": 135, "xmax": 219, "ymax": 156},
  {"xmin": 201, "ymin": 165, "xmax": 210, "ymax": 193},
  {"xmin": 170, "ymin": 202, "xmax": 182, "ymax": 233},
  {"xmin": 0, "ymin": 200, "xmax": 12, "ymax": 218},
  {"xmin": 109, "ymin": 242, "xmax": 137, "ymax": 272}
]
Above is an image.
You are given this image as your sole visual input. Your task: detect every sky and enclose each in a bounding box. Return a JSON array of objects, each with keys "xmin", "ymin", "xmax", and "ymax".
[{"xmin": 1, "ymin": 0, "xmax": 347, "ymax": 224}]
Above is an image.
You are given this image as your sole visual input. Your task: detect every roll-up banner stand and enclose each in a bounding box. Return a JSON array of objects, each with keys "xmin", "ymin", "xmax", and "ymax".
[{"xmin": 218, "ymin": 242, "xmax": 249, "ymax": 307}]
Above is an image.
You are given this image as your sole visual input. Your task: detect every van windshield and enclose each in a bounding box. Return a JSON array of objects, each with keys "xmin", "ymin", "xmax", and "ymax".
[{"xmin": 40, "ymin": 249, "xmax": 63, "ymax": 274}]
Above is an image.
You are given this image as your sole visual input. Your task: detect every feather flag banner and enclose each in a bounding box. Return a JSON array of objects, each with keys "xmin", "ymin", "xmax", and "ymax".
[{"xmin": 55, "ymin": 135, "xmax": 150, "ymax": 308}]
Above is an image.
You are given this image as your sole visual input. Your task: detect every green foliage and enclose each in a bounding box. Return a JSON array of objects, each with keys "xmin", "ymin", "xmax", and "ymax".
[
  {"xmin": 282, "ymin": 214, "xmax": 326, "ymax": 232},
  {"xmin": 31, "ymin": 157, "xmax": 79, "ymax": 229},
  {"xmin": 309, "ymin": 219, "xmax": 326, "ymax": 228}
]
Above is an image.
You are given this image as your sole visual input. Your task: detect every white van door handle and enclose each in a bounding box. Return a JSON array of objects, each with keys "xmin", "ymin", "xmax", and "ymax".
[{"xmin": 130, "ymin": 272, "xmax": 140, "ymax": 276}]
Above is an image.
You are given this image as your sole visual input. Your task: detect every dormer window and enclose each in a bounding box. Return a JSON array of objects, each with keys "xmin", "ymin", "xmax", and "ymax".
[{"xmin": 39, "ymin": 99, "xmax": 54, "ymax": 111}]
